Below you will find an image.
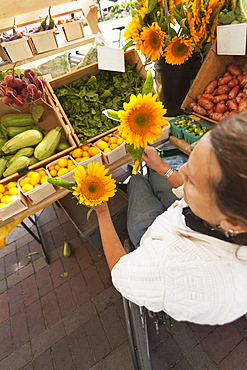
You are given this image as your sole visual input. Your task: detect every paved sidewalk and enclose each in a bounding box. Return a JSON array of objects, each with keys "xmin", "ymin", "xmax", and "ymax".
[{"xmin": 0, "ymin": 202, "xmax": 247, "ymax": 369}]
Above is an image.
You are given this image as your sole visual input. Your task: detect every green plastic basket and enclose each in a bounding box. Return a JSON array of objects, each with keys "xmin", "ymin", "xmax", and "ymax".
[
  {"xmin": 168, "ymin": 115, "xmax": 195, "ymax": 139},
  {"xmin": 182, "ymin": 122, "xmax": 212, "ymax": 144}
]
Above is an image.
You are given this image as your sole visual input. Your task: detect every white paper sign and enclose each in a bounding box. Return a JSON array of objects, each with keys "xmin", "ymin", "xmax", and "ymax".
[
  {"xmin": 217, "ymin": 23, "xmax": 247, "ymax": 55},
  {"xmin": 97, "ymin": 46, "xmax": 125, "ymax": 72}
]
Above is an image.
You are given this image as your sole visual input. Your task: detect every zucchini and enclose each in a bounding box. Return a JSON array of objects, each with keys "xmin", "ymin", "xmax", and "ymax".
[
  {"xmin": 63, "ymin": 242, "xmax": 71, "ymax": 257},
  {"xmin": 0, "ymin": 158, "xmax": 8, "ymax": 179},
  {"xmin": 0, "ymin": 137, "xmax": 8, "ymax": 156},
  {"xmin": 56, "ymin": 138, "xmax": 70, "ymax": 152},
  {"xmin": 2, "ymin": 129, "xmax": 43, "ymax": 154},
  {"xmin": 34, "ymin": 127, "xmax": 62, "ymax": 160},
  {"xmin": 7, "ymin": 147, "xmax": 34, "ymax": 167},
  {"xmin": 0, "ymin": 113, "xmax": 35, "ymax": 127},
  {"xmin": 3, "ymin": 156, "xmax": 30, "ymax": 177},
  {"xmin": 6, "ymin": 125, "xmax": 35, "ymax": 138},
  {"xmin": 28, "ymin": 156, "xmax": 39, "ymax": 166}
]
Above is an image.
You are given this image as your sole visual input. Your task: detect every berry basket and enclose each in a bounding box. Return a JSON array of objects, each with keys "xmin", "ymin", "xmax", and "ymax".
[
  {"xmin": 182, "ymin": 121, "xmax": 212, "ymax": 144},
  {"xmin": 168, "ymin": 115, "xmax": 196, "ymax": 139}
]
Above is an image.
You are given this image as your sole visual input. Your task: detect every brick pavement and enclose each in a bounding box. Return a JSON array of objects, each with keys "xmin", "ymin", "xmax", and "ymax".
[{"xmin": 0, "ymin": 202, "xmax": 247, "ymax": 369}]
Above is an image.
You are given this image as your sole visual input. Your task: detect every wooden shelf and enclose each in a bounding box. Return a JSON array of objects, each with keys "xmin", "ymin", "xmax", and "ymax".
[
  {"xmin": 0, "ymin": 34, "xmax": 98, "ymax": 71},
  {"xmin": 169, "ymin": 135, "xmax": 191, "ymax": 155}
]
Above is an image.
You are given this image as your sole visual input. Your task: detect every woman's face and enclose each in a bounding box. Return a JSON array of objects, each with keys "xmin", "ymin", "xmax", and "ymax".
[{"xmin": 179, "ymin": 133, "xmax": 224, "ymax": 226}]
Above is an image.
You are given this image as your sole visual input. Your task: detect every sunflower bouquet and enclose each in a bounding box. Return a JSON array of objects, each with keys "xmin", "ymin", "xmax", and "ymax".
[
  {"xmin": 123, "ymin": 0, "xmax": 235, "ymax": 65},
  {"xmin": 47, "ymin": 162, "xmax": 117, "ymax": 219}
]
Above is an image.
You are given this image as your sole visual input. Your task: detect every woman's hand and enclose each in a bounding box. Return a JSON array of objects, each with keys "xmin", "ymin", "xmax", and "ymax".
[
  {"xmin": 143, "ymin": 146, "xmax": 170, "ymax": 174},
  {"xmin": 94, "ymin": 202, "xmax": 108, "ymax": 215}
]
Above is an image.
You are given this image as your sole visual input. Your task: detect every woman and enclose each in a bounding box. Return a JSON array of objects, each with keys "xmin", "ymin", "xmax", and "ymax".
[{"xmin": 95, "ymin": 113, "xmax": 247, "ymax": 325}]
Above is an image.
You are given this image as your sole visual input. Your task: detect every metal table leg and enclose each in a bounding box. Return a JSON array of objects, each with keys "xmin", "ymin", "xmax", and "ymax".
[{"xmin": 21, "ymin": 214, "xmax": 50, "ymax": 264}]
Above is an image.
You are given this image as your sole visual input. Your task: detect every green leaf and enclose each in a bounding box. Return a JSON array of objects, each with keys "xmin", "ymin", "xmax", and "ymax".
[
  {"xmin": 30, "ymin": 104, "xmax": 44, "ymax": 124},
  {"xmin": 59, "ymin": 272, "xmax": 69, "ymax": 278},
  {"xmin": 25, "ymin": 251, "xmax": 40, "ymax": 259}
]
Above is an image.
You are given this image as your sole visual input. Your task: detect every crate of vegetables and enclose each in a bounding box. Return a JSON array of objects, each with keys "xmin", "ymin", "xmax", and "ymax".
[
  {"xmin": 0, "ymin": 37, "xmax": 33, "ymax": 63},
  {"xmin": 168, "ymin": 115, "xmax": 196, "ymax": 139},
  {"xmin": 182, "ymin": 121, "xmax": 212, "ymax": 144},
  {"xmin": 0, "ymin": 180, "xmax": 28, "ymax": 221},
  {"xmin": 17, "ymin": 168, "xmax": 56, "ymax": 204},
  {"xmin": 0, "ymin": 73, "xmax": 77, "ymax": 184},
  {"xmin": 181, "ymin": 42, "xmax": 247, "ymax": 123},
  {"xmin": 46, "ymin": 49, "xmax": 147, "ymax": 145},
  {"xmin": 46, "ymin": 155, "xmax": 77, "ymax": 183},
  {"xmin": 27, "ymin": 29, "xmax": 58, "ymax": 54},
  {"xmin": 70, "ymin": 144, "xmax": 103, "ymax": 166},
  {"xmin": 94, "ymin": 134, "xmax": 127, "ymax": 165},
  {"xmin": 57, "ymin": 19, "xmax": 84, "ymax": 42}
]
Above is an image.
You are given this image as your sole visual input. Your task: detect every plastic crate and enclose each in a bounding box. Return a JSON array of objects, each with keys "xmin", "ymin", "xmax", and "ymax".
[
  {"xmin": 182, "ymin": 122, "xmax": 212, "ymax": 144},
  {"xmin": 169, "ymin": 115, "xmax": 195, "ymax": 139}
]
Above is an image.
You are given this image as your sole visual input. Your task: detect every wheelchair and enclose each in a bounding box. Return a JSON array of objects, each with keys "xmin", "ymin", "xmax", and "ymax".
[{"xmin": 122, "ymin": 238, "xmax": 173, "ymax": 370}]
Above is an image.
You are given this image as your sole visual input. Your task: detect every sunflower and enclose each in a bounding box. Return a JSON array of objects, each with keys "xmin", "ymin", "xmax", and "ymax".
[
  {"xmin": 164, "ymin": 37, "xmax": 194, "ymax": 65},
  {"xmin": 140, "ymin": 23, "xmax": 165, "ymax": 62},
  {"xmin": 124, "ymin": 16, "xmax": 142, "ymax": 49},
  {"xmin": 118, "ymin": 93, "xmax": 166, "ymax": 149},
  {"xmin": 72, "ymin": 162, "xmax": 116, "ymax": 207}
]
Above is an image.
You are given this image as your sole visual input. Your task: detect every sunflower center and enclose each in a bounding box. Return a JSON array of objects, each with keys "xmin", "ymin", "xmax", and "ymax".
[
  {"xmin": 149, "ymin": 31, "xmax": 161, "ymax": 49},
  {"xmin": 172, "ymin": 41, "xmax": 188, "ymax": 56},
  {"xmin": 129, "ymin": 107, "xmax": 152, "ymax": 134},
  {"xmin": 81, "ymin": 176, "xmax": 105, "ymax": 200}
]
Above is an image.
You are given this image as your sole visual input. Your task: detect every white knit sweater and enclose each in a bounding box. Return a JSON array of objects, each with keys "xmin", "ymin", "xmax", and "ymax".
[{"xmin": 111, "ymin": 196, "xmax": 247, "ymax": 325}]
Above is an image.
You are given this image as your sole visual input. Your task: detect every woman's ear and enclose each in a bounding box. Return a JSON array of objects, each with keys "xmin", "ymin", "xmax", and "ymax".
[{"xmin": 220, "ymin": 218, "xmax": 247, "ymax": 234}]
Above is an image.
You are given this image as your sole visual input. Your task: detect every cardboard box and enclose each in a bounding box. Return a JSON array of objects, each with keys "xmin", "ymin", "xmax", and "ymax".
[
  {"xmin": 181, "ymin": 42, "xmax": 247, "ymax": 124},
  {"xmin": 47, "ymin": 49, "xmax": 147, "ymax": 146},
  {"xmin": 17, "ymin": 168, "xmax": 56, "ymax": 204},
  {"xmin": 58, "ymin": 187, "xmax": 128, "ymax": 250},
  {"xmin": 46, "ymin": 155, "xmax": 76, "ymax": 183},
  {"xmin": 57, "ymin": 20, "xmax": 84, "ymax": 42},
  {"xmin": 27, "ymin": 29, "xmax": 58, "ymax": 54},
  {"xmin": 0, "ymin": 188, "xmax": 28, "ymax": 221},
  {"xmin": 0, "ymin": 37, "xmax": 33, "ymax": 62},
  {"xmin": 0, "ymin": 98, "xmax": 77, "ymax": 184}
]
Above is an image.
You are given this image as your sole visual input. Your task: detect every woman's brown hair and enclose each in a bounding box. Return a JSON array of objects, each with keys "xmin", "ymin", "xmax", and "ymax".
[{"xmin": 209, "ymin": 113, "xmax": 247, "ymax": 231}]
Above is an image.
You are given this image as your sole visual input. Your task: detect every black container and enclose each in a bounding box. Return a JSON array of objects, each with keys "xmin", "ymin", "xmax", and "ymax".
[{"xmin": 154, "ymin": 53, "xmax": 202, "ymax": 116}]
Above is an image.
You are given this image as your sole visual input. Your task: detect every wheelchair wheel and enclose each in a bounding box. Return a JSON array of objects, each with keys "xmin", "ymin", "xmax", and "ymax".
[{"xmin": 123, "ymin": 297, "xmax": 152, "ymax": 370}]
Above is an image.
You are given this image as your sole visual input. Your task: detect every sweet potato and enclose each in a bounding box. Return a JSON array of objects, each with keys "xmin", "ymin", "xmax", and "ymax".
[
  {"xmin": 198, "ymin": 97, "xmax": 214, "ymax": 110},
  {"xmin": 207, "ymin": 108, "xmax": 215, "ymax": 115},
  {"xmin": 228, "ymin": 78, "xmax": 239, "ymax": 88},
  {"xmin": 204, "ymin": 80, "xmax": 218, "ymax": 94},
  {"xmin": 209, "ymin": 112, "xmax": 224, "ymax": 121},
  {"xmin": 224, "ymin": 71, "xmax": 232, "ymax": 77},
  {"xmin": 215, "ymin": 85, "xmax": 231, "ymax": 95},
  {"xmin": 212, "ymin": 94, "xmax": 229, "ymax": 103},
  {"xmin": 192, "ymin": 104, "xmax": 207, "ymax": 116},
  {"xmin": 238, "ymin": 99, "xmax": 247, "ymax": 113},
  {"xmin": 227, "ymin": 64, "xmax": 242, "ymax": 76},
  {"xmin": 201, "ymin": 93, "xmax": 214, "ymax": 101},
  {"xmin": 243, "ymin": 71, "xmax": 247, "ymax": 75},
  {"xmin": 228, "ymin": 85, "xmax": 240, "ymax": 99},
  {"xmin": 218, "ymin": 75, "xmax": 233, "ymax": 85},
  {"xmin": 196, "ymin": 94, "xmax": 202, "ymax": 100},
  {"xmin": 215, "ymin": 102, "xmax": 227, "ymax": 113},
  {"xmin": 240, "ymin": 75, "xmax": 247, "ymax": 87},
  {"xmin": 189, "ymin": 102, "xmax": 197, "ymax": 108},
  {"xmin": 237, "ymin": 74, "xmax": 243, "ymax": 83},
  {"xmin": 235, "ymin": 93, "xmax": 244, "ymax": 103},
  {"xmin": 226, "ymin": 100, "xmax": 238, "ymax": 111}
]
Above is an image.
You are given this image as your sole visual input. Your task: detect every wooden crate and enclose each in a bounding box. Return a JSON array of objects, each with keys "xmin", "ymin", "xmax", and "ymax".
[
  {"xmin": 0, "ymin": 97, "xmax": 77, "ymax": 184},
  {"xmin": 181, "ymin": 41, "xmax": 247, "ymax": 124},
  {"xmin": 47, "ymin": 49, "xmax": 147, "ymax": 145}
]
